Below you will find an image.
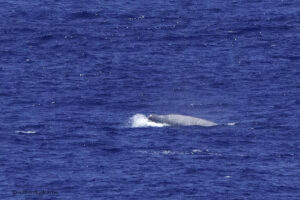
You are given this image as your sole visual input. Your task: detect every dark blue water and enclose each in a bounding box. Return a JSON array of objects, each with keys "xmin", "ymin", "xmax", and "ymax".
[{"xmin": 1, "ymin": 1, "xmax": 299, "ymax": 199}]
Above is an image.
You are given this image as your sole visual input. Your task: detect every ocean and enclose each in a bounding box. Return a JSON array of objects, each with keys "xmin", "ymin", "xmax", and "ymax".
[{"xmin": 1, "ymin": 0, "xmax": 299, "ymax": 199}]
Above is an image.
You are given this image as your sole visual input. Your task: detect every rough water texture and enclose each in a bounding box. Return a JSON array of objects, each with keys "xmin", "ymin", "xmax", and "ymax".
[{"xmin": 1, "ymin": 0, "xmax": 299, "ymax": 199}]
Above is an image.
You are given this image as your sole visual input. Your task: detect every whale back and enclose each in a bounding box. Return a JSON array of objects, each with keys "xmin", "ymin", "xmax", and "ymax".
[{"xmin": 148, "ymin": 114, "xmax": 217, "ymax": 127}]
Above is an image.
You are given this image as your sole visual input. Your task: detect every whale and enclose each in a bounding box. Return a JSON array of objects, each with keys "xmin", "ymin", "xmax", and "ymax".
[{"xmin": 147, "ymin": 114, "xmax": 218, "ymax": 127}]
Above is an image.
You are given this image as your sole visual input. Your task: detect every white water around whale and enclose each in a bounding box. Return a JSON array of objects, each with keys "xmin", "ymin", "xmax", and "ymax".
[{"xmin": 130, "ymin": 114, "xmax": 169, "ymax": 128}]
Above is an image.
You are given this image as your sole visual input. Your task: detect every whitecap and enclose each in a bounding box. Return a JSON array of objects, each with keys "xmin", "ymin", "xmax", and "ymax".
[
  {"xmin": 15, "ymin": 130, "xmax": 37, "ymax": 134},
  {"xmin": 227, "ymin": 122, "xmax": 236, "ymax": 126}
]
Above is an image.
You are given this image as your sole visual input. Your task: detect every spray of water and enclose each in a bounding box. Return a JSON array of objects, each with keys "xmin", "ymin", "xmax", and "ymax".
[{"xmin": 129, "ymin": 114, "xmax": 169, "ymax": 128}]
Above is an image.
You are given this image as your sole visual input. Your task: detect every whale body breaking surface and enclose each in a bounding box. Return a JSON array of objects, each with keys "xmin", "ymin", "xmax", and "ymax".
[
  {"xmin": 129, "ymin": 114, "xmax": 231, "ymax": 128},
  {"xmin": 148, "ymin": 114, "xmax": 217, "ymax": 127}
]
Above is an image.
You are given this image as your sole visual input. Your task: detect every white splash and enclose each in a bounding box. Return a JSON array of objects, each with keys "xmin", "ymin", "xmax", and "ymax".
[
  {"xmin": 191, "ymin": 149, "xmax": 202, "ymax": 154},
  {"xmin": 130, "ymin": 114, "xmax": 169, "ymax": 128},
  {"xmin": 15, "ymin": 130, "xmax": 37, "ymax": 134},
  {"xmin": 227, "ymin": 122, "xmax": 236, "ymax": 126}
]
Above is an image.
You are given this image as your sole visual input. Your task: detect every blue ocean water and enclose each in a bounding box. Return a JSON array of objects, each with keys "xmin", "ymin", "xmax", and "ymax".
[{"xmin": 1, "ymin": 0, "xmax": 299, "ymax": 199}]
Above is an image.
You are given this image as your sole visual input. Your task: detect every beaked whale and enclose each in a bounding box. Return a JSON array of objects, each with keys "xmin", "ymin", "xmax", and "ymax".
[{"xmin": 147, "ymin": 114, "xmax": 217, "ymax": 127}]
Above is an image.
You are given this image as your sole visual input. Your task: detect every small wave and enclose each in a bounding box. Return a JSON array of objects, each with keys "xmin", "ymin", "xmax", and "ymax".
[
  {"xmin": 68, "ymin": 11, "xmax": 100, "ymax": 20},
  {"xmin": 15, "ymin": 130, "xmax": 37, "ymax": 134},
  {"xmin": 135, "ymin": 149, "xmax": 222, "ymax": 156},
  {"xmin": 129, "ymin": 114, "xmax": 169, "ymax": 128}
]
